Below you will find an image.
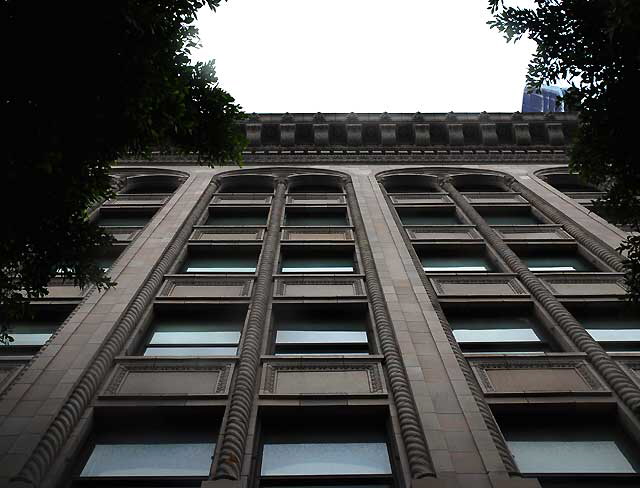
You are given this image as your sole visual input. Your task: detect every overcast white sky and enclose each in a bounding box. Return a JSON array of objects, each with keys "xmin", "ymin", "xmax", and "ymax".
[{"xmin": 193, "ymin": 0, "xmax": 538, "ymax": 113}]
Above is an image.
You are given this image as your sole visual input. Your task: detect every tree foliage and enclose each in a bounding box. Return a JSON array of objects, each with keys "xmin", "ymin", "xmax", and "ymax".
[
  {"xmin": 1, "ymin": 1, "xmax": 246, "ymax": 341},
  {"xmin": 488, "ymin": 0, "xmax": 640, "ymax": 301}
]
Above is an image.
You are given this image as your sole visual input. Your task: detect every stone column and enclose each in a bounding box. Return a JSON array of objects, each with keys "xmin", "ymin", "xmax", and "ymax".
[
  {"xmin": 343, "ymin": 179, "xmax": 434, "ymax": 480},
  {"xmin": 376, "ymin": 181, "xmax": 519, "ymax": 478}
]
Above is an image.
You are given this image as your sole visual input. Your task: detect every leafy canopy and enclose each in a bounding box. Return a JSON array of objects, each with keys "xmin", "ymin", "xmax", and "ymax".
[
  {"xmin": 1, "ymin": 1, "xmax": 246, "ymax": 340},
  {"xmin": 488, "ymin": 0, "xmax": 640, "ymax": 300}
]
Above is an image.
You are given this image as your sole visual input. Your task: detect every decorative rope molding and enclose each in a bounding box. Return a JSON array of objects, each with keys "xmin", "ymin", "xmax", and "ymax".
[
  {"xmin": 14, "ymin": 176, "xmax": 218, "ymax": 487},
  {"xmin": 344, "ymin": 180, "xmax": 434, "ymax": 479},
  {"xmin": 506, "ymin": 177, "xmax": 625, "ymax": 272},
  {"xmin": 378, "ymin": 185, "xmax": 519, "ymax": 475},
  {"xmin": 441, "ymin": 177, "xmax": 640, "ymax": 414},
  {"xmin": 212, "ymin": 179, "xmax": 287, "ymax": 480}
]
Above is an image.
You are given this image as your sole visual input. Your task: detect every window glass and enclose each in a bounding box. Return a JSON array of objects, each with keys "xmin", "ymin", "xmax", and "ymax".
[
  {"xmin": 79, "ymin": 412, "xmax": 219, "ymax": 478},
  {"xmin": 483, "ymin": 214, "xmax": 541, "ymax": 225},
  {"xmin": 555, "ymin": 184, "xmax": 597, "ymax": 192},
  {"xmin": 398, "ymin": 208, "xmax": 461, "ymax": 226},
  {"xmin": 509, "ymin": 440, "xmax": 635, "ymax": 473},
  {"xmin": 421, "ymin": 255, "xmax": 494, "ymax": 272},
  {"xmin": 206, "ymin": 210, "xmax": 268, "ymax": 226},
  {"xmin": 276, "ymin": 321, "xmax": 367, "ymax": 345},
  {"xmin": 149, "ymin": 322, "xmax": 241, "ymax": 345},
  {"xmin": 285, "ymin": 210, "xmax": 348, "ymax": 226},
  {"xmin": 2, "ymin": 310, "xmax": 69, "ymax": 353},
  {"xmin": 56, "ymin": 254, "xmax": 118, "ymax": 275},
  {"xmin": 144, "ymin": 311, "xmax": 244, "ymax": 357},
  {"xmin": 386, "ymin": 185, "xmax": 437, "ymax": 193},
  {"xmin": 97, "ymin": 214, "xmax": 152, "ymax": 227},
  {"xmin": 281, "ymin": 254, "xmax": 354, "ymax": 273},
  {"xmin": 456, "ymin": 184, "xmax": 504, "ymax": 192},
  {"xmin": 445, "ymin": 310, "xmax": 549, "ymax": 353},
  {"xmin": 449, "ymin": 316, "xmax": 543, "ymax": 343},
  {"xmin": 219, "ymin": 185, "xmax": 273, "ymax": 193},
  {"xmin": 144, "ymin": 347, "xmax": 237, "ymax": 357},
  {"xmin": 546, "ymin": 175, "xmax": 599, "ymax": 193},
  {"xmin": 503, "ymin": 420, "xmax": 640, "ymax": 474},
  {"xmin": 261, "ymin": 442, "xmax": 391, "ymax": 476},
  {"xmin": 122, "ymin": 182, "xmax": 176, "ymax": 194},
  {"xmin": 575, "ymin": 308, "xmax": 640, "ymax": 347},
  {"xmin": 276, "ymin": 330, "xmax": 367, "ymax": 344},
  {"xmin": 586, "ymin": 321, "xmax": 640, "ymax": 342},
  {"xmin": 184, "ymin": 256, "xmax": 257, "ymax": 273},
  {"xmin": 289, "ymin": 185, "xmax": 341, "ymax": 193},
  {"xmin": 261, "ymin": 418, "xmax": 392, "ymax": 477},
  {"xmin": 80, "ymin": 443, "xmax": 215, "ymax": 477},
  {"xmin": 95, "ymin": 256, "xmax": 116, "ymax": 272},
  {"xmin": 3, "ymin": 322, "xmax": 57, "ymax": 346},
  {"xmin": 273, "ymin": 308, "xmax": 369, "ymax": 355},
  {"xmin": 266, "ymin": 485, "xmax": 389, "ymax": 488},
  {"xmin": 521, "ymin": 255, "xmax": 595, "ymax": 272}
]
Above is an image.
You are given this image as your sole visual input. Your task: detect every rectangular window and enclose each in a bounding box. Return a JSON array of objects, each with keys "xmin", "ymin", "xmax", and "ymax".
[
  {"xmin": 56, "ymin": 246, "xmax": 125, "ymax": 277},
  {"xmin": 56, "ymin": 246, "xmax": 124, "ymax": 277},
  {"xmin": 262, "ymin": 442, "xmax": 391, "ymax": 476},
  {"xmin": 513, "ymin": 246, "xmax": 599, "ymax": 272},
  {"xmin": 386, "ymin": 185, "xmax": 438, "ymax": 193},
  {"xmin": 421, "ymin": 256, "xmax": 494, "ymax": 272},
  {"xmin": 1, "ymin": 308, "xmax": 70, "ymax": 355},
  {"xmin": 418, "ymin": 248, "xmax": 495, "ymax": 272},
  {"xmin": 206, "ymin": 208, "xmax": 269, "ymax": 226},
  {"xmin": 81, "ymin": 443, "xmax": 214, "ymax": 477},
  {"xmin": 499, "ymin": 414, "xmax": 640, "ymax": 474},
  {"xmin": 478, "ymin": 207, "xmax": 542, "ymax": 226},
  {"xmin": 273, "ymin": 305, "xmax": 369, "ymax": 355},
  {"xmin": 484, "ymin": 214, "xmax": 541, "ymax": 225},
  {"xmin": 574, "ymin": 306, "xmax": 640, "ymax": 352},
  {"xmin": 143, "ymin": 308, "xmax": 245, "ymax": 357},
  {"xmin": 289, "ymin": 184, "xmax": 342, "ymax": 193},
  {"xmin": 97, "ymin": 210, "xmax": 154, "ymax": 227},
  {"xmin": 520, "ymin": 255, "xmax": 595, "ymax": 272},
  {"xmin": 94, "ymin": 256, "xmax": 116, "ymax": 272},
  {"xmin": 285, "ymin": 208, "xmax": 348, "ymax": 226},
  {"xmin": 4, "ymin": 322, "xmax": 57, "ymax": 346},
  {"xmin": 398, "ymin": 208, "xmax": 461, "ymax": 226},
  {"xmin": 280, "ymin": 248, "xmax": 355, "ymax": 273},
  {"xmin": 446, "ymin": 311, "xmax": 549, "ymax": 354},
  {"xmin": 183, "ymin": 248, "xmax": 259, "ymax": 273},
  {"xmin": 260, "ymin": 413, "xmax": 393, "ymax": 483},
  {"xmin": 456, "ymin": 184, "xmax": 504, "ymax": 192},
  {"xmin": 78, "ymin": 412, "xmax": 218, "ymax": 479}
]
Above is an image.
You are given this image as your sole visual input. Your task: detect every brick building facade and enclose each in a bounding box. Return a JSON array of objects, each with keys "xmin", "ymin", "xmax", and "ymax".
[{"xmin": 0, "ymin": 112, "xmax": 638, "ymax": 488}]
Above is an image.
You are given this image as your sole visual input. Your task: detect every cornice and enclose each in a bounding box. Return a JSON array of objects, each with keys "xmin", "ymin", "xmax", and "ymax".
[
  {"xmin": 244, "ymin": 111, "xmax": 577, "ymax": 123},
  {"xmin": 238, "ymin": 111, "xmax": 576, "ymax": 149},
  {"xmin": 115, "ymin": 112, "xmax": 576, "ymax": 166},
  {"xmin": 117, "ymin": 147, "xmax": 569, "ymax": 167}
]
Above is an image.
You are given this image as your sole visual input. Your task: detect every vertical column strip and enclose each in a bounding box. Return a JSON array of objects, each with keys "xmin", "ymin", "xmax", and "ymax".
[
  {"xmin": 16, "ymin": 176, "xmax": 220, "ymax": 487},
  {"xmin": 343, "ymin": 179, "xmax": 434, "ymax": 479},
  {"xmin": 213, "ymin": 179, "xmax": 286, "ymax": 480},
  {"xmin": 507, "ymin": 177, "xmax": 625, "ymax": 272},
  {"xmin": 441, "ymin": 177, "xmax": 640, "ymax": 414},
  {"xmin": 378, "ymin": 186, "xmax": 519, "ymax": 475}
]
